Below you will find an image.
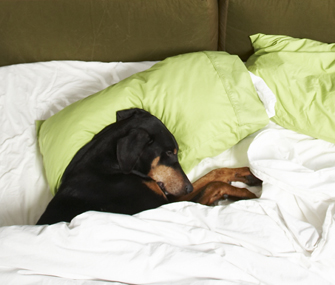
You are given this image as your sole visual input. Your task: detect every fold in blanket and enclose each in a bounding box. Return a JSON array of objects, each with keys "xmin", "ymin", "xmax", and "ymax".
[{"xmin": 0, "ymin": 200, "xmax": 334, "ymax": 284}]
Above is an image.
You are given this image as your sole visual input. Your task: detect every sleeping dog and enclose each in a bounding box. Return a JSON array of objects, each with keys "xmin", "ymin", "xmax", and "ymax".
[{"xmin": 37, "ymin": 108, "xmax": 260, "ymax": 224}]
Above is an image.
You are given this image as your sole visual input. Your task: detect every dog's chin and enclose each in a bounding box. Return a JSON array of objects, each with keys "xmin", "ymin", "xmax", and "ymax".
[
  {"xmin": 156, "ymin": 181, "xmax": 190, "ymax": 198},
  {"xmin": 157, "ymin": 181, "xmax": 169, "ymax": 196}
]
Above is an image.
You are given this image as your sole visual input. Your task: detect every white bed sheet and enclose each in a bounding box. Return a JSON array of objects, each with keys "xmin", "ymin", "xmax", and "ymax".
[{"xmin": 1, "ymin": 61, "xmax": 335, "ymax": 284}]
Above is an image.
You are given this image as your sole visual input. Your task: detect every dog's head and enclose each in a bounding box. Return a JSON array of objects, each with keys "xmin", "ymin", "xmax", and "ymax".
[{"xmin": 116, "ymin": 108, "xmax": 193, "ymax": 198}]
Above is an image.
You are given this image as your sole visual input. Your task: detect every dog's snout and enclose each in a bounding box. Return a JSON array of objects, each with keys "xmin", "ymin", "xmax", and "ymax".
[{"xmin": 186, "ymin": 184, "xmax": 193, "ymax": 194}]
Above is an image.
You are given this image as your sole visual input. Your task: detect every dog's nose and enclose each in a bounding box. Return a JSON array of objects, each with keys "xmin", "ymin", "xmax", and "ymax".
[{"xmin": 186, "ymin": 184, "xmax": 193, "ymax": 194}]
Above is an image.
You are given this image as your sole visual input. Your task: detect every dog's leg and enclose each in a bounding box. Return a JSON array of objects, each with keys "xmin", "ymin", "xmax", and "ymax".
[
  {"xmin": 176, "ymin": 167, "xmax": 261, "ymax": 205},
  {"xmin": 192, "ymin": 181, "xmax": 257, "ymax": 205},
  {"xmin": 192, "ymin": 167, "xmax": 261, "ymax": 190}
]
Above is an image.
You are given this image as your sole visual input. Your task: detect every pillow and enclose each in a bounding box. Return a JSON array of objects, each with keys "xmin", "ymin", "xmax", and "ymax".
[
  {"xmin": 246, "ymin": 33, "xmax": 335, "ymax": 144},
  {"xmin": 38, "ymin": 51, "xmax": 269, "ymax": 195}
]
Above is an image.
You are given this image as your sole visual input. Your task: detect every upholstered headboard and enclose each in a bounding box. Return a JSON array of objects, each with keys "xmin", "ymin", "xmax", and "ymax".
[
  {"xmin": 0, "ymin": 0, "xmax": 218, "ymax": 66},
  {"xmin": 0, "ymin": 0, "xmax": 334, "ymax": 66},
  {"xmin": 220, "ymin": 0, "xmax": 335, "ymax": 61}
]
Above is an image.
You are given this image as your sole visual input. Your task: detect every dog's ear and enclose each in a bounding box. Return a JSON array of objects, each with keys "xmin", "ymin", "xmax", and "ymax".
[
  {"xmin": 117, "ymin": 128, "xmax": 151, "ymax": 174},
  {"xmin": 116, "ymin": 108, "xmax": 150, "ymax": 122}
]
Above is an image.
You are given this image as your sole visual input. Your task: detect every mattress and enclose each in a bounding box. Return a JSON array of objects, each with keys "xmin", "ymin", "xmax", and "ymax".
[{"xmin": 0, "ymin": 60, "xmax": 335, "ymax": 284}]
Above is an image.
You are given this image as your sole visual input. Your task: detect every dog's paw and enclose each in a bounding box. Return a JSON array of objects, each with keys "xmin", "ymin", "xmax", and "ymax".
[
  {"xmin": 234, "ymin": 167, "xmax": 262, "ymax": 186},
  {"xmin": 244, "ymin": 173, "xmax": 262, "ymax": 186}
]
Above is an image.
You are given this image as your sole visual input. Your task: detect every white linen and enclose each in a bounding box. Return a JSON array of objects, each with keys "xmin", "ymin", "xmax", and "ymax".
[
  {"xmin": 0, "ymin": 201, "xmax": 334, "ymax": 284},
  {"xmin": 1, "ymin": 60, "xmax": 335, "ymax": 284},
  {"xmin": 248, "ymin": 71, "xmax": 276, "ymax": 118},
  {"xmin": 249, "ymin": 123, "xmax": 335, "ymax": 231}
]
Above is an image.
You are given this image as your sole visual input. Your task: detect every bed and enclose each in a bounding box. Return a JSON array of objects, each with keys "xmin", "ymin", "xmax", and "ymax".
[{"xmin": 1, "ymin": 0, "xmax": 335, "ymax": 284}]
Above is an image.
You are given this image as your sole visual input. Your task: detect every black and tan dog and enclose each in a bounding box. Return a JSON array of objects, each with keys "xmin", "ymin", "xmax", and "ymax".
[{"xmin": 37, "ymin": 108, "xmax": 260, "ymax": 225}]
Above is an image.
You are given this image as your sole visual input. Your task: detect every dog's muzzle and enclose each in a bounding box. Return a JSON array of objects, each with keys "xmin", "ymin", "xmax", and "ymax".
[{"xmin": 157, "ymin": 181, "xmax": 193, "ymax": 196}]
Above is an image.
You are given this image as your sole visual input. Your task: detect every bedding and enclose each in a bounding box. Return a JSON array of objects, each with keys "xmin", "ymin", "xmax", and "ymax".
[
  {"xmin": 1, "ymin": 58, "xmax": 335, "ymax": 284},
  {"xmin": 246, "ymin": 33, "xmax": 335, "ymax": 144}
]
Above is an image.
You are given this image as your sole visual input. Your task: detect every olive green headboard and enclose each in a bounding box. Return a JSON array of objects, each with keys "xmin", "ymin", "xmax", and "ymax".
[
  {"xmin": 0, "ymin": 0, "xmax": 218, "ymax": 67},
  {"xmin": 219, "ymin": 0, "xmax": 335, "ymax": 61},
  {"xmin": 1, "ymin": 0, "xmax": 334, "ymax": 66}
]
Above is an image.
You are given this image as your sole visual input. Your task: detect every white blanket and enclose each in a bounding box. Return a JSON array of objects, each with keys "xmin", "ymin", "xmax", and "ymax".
[
  {"xmin": 1, "ymin": 199, "xmax": 334, "ymax": 284},
  {"xmin": 1, "ymin": 61, "xmax": 335, "ymax": 284}
]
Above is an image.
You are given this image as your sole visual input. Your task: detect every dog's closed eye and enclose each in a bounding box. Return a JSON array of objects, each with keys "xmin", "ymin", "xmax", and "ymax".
[{"xmin": 166, "ymin": 150, "xmax": 173, "ymax": 156}]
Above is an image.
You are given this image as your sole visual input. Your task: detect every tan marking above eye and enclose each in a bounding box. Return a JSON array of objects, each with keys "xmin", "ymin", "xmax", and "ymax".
[{"xmin": 173, "ymin": 148, "xmax": 177, "ymax": 155}]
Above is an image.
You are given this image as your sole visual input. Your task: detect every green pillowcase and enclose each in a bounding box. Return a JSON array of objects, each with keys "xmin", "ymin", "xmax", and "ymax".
[
  {"xmin": 38, "ymin": 51, "xmax": 269, "ymax": 195},
  {"xmin": 246, "ymin": 33, "xmax": 335, "ymax": 144}
]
